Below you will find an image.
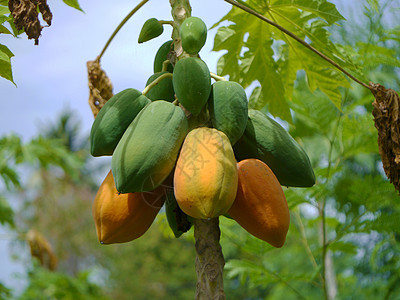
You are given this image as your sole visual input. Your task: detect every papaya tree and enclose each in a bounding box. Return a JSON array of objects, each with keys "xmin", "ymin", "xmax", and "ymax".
[
  {"xmin": 85, "ymin": 0, "xmax": 400, "ymax": 299},
  {"xmin": 1, "ymin": 0, "xmax": 399, "ymax": 299}
]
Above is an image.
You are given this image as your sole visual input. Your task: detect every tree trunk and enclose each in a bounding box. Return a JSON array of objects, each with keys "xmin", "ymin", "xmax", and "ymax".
[{"xmin": 194, "ymin": 218, "xmax": 226, "ymax": 300}]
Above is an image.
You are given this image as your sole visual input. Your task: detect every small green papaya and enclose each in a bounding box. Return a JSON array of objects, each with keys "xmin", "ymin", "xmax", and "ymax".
[
  {"xmin": 112, "ymin": 101, "xmax": 188, "ymax": 193},
  {"xmin": 154, "ymin": 40, "xmax": 174, "ymax": 73},
  {"xmin": 138, "ymin": 18, "xmax": 163, "ymax": 43},
  {"xmin": 209, "ymin": 81, "xmax": 248, "ymax": 145},
  {"xmin": 233, "ymin": 109, "xmax": 315, "ymax": 187},
  {"xmin": 180, "ymin": 16, "xmax": 207, "ymax": 54},
  {"xmin": 165, "ymin": 187, "xmax": 193, "ymax": 238},
  {"xmin": 172, "ymin": 57, "xmax": 211, "ymax": 116},
  {"xmin": 145, "ymin": 72, "xmax": 175, "ymax": 102},
  {"xmin": 90, "ymin": 89, "xmax": 150, "ymax": 157}
]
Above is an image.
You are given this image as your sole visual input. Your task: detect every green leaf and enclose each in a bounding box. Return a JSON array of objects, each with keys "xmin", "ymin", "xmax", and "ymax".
[
  {"xmin": 0, "ymin": 5, "xmax": 9, "ymax": 16},
  {"xmin": 328, "ymin": 241, "xmax": 358, "ymax": 255},
  {"xmin": 0, "ymin": 196, "xmax": 14, "ymax": 227},
  {"xmin": 0, "ymin": 24, "xmax": 11, "ymax": 34},
  {"xmin": 212, "ymin": 0, "xmax": 353, "ymax": 119},
  {"xmin": 0, "ymin": 1, "xmax": 8, "ymax": 6},
  {"xmin": 0, "ymin": 15, "xmax": 7, "ymax": 25},
  {"xmin": 0, "ymin": 43, "xmax": 14, "ymax": 84},
  {"xmin": 62, "ymin": 0, "xmax": 84, "ymax": 12},
  {"xmin": 276, "ymin": 0, "xmax": 345, "ymax": 25}
]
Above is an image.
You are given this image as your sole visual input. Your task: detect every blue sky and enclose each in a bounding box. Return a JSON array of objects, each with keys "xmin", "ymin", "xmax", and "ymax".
[{"xmin": 0, "ymin": 0, "xmax": 364, "ymax": 292}]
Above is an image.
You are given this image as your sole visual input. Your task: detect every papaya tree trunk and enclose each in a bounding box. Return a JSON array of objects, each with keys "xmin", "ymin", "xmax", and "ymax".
[{"xmin": 194, "ymin": 218, "xmax": 226, "ymax": 300}]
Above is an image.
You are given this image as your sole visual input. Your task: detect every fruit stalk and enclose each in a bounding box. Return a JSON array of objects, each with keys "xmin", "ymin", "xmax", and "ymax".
[
  {"xmin": 170, "ymin": 1, "xmax": 226, "ymax": 298},
  {"xmin": 194, "ymin": 218, "xmax": 226, "ymax": 300}
]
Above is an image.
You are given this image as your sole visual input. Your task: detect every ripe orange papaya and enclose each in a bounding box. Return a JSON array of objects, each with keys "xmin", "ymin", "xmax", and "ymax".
[
  {"xmin": 92, "ymin": 170, "xmax": 165, "ymax": 244},
  {"xmin": 228, "ymin": 159, "xmax": 290, "ymax": 248},
  {"xmin": 174, "ymin": 127, "xmax": 238, "ymax": 219}
]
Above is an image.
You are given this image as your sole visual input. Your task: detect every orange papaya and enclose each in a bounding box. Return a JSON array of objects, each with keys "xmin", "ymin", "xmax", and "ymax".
[
  {"xmin": 174, "ymin": 127, "xmax": 238, "ymax": 219},
  {"xmin": 92, "ymin": 171, "xmax": 165, "ymax": 244},
  {"xmin": 228, "ymin": 159, "xmax": 290, "ymax": 248}
]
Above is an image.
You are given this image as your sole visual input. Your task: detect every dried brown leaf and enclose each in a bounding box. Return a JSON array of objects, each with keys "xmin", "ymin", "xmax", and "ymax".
[
  {"xmin": 26, "ymin": 229, "xmax": 57, "ymax": 271},
  {"xmin": 371, "ymin": 83, "xmax": 400, "ymax": 193},
  {"xmin": 87, "ymin": 59, "xmax": 113, "ymax": 118},
  {"xmin": 35, "ymin": 0, "xmax": 52, "ymax": 26},
  {"xmin": 8, "ymin": 0, "xmax": 53, "ymax": 45}
]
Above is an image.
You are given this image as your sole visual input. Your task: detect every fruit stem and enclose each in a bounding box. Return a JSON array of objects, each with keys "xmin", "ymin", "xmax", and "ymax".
[
  {"xmin": 159, "ymin": 20, "xmax": 174, "ymax": 26},
  {"xmin": 194, "ymin": 218, "xmax": 226, "ymax": 300},
  {"xmin": 161, "ymin": 59, "xmax": 172, "ymax": 72},
  {"xmin": 210, "ymin": 72, "xmax": 227, "ymax": 82},
  {"xmin": 223, "ymin": 0, "xmax": 372, "ymax": 91},
  {"xmin": 142, "ymin": 72, "xmax": 173, "ymax": 96},
  {"xmin": 97, "ymin": 0, "xmax": 150, "ymax": 61}
]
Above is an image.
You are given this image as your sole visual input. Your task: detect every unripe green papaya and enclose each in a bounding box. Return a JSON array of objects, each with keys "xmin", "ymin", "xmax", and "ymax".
[
  {"xmin": 145, "ymin": 72, "xmax": 175, "ymax": 102},
  {"xmin": 90, "ymin": 89, "xmax": 150, "ymax": 157},
  {"xmin": 209, "ymin": 81, "xmax": 248, "ymax": 145},
  {"xmin": 187, "ymin": 103, "xmax": 210, "ymax": 131},
  {"xmin": 233, "ymin": 109, "xmax": 315, "ymax": 187},
  {"xmin": 180, "ymin": 16, "xmax": 207, "ymax": 54},
  {"xmin": 112, "ymin": 101, "xmax": 188, "ymax": 193},
  {"xmin": 173, "ymin": 57, "xmax": 211, "ymax": 116},
  {"xmin": 138, "ymin": 18, "xmax": 163, "ymax": 43},
  {"xmin": 165, "ymin": 187, "xmax": 193, "ymax": 238},
  {"xmin": 154, "ymin": 40, "xmax": 174, "ymax": 73}
]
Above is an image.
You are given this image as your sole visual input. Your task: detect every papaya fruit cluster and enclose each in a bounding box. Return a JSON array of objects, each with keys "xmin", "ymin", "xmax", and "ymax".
[{"xmin": 90, "ymin": 16, "xmax": 315, "ymax": 247}]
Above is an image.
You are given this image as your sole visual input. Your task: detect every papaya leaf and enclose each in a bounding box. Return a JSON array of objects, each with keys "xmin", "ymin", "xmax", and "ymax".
[
  {"xmin": 279, "ymin": 0, "xmax": 345, "ymax": 25},
  {"xmin": 0, "ymin": 5, "xmax": 9, "ymax": 14},
  {"xmin": 0, "ymin": 196, "xmax": 14, "ymax": 227},
  {"xmin": 62, "ymin": 0, "xmax": 84, "ymax": 12},
  {"xmin": 0, "ymin": 44, "xmax": 14, "ymax": 84},
  {"xmin": 0, "ymin": 25, "xmax": 11, "ymax": 34},
  {"xmin": 328, "ymin": 241, "xmax": 358, "ymax": 255},
  {"xmin": 213, "ymin": 0, "xmax": 355, "ymax": 119}
]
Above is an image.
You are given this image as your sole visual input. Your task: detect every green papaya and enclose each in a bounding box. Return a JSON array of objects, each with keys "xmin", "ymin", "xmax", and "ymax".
[
  {"xmin": 209, "ymin": 81, "xmax": 248, "ymax": 145},
  {"xmin": 138, "ymin": 18, "xmax": 163, "ymax": 43},
  {"xmin": 165, "ymin": 187, "xmax": 193, "ymax": 238},
  {"xmin": 172, "ymin": 57, "xmax": 211, "ymax": 116},
  {"xmin": 187, "ymin": 103, "xmax": 210, "ymax": 131},
  {"xmin": 90, "ymin": 89, "xmax": 150, "ymax": 157},
  {"xmin": 112, "ymin": 101, "xmax": 188, "ymax": 193},
  {"xmin": 234, "ymin": 109, "xmax": 315, "ymax": 187},
  {"xmin": 145, "ymin": 72, "xmax": 175, "ymax": 102},
  {"xmin": 154, "ymin": 40, "xmax": 174, "ymax": 73},
  {"xmin": 180, "ymin": 16, "xmax": 207, "ymax": 54}
]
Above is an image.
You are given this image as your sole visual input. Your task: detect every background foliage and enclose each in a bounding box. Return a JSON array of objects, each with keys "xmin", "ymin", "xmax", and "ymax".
[{"xmin": 0, "ymin": 0, "xmax": 399, "ymax": 299}]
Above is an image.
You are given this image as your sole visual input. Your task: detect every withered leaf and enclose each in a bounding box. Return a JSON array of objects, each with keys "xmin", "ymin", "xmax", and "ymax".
[
  {"xmin": 26, "ymin": 229, "xmax": 57, "ymax": 271},
  {"xmin": 8, "ymin": 0, "xmax": 53, "ymax": 45},
  {"xmin": 371, "ymin": 83, "xmax": 400, "ymax": 193},
  {"xmin": 87, "ymin": 59, "xmax": 113, "ymax": 118}
]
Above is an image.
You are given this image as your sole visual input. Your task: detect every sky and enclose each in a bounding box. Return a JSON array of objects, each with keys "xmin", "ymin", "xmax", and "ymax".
[{"xmin": 0, "ymin": 0, "xmax": 366, "ymax": 293}]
